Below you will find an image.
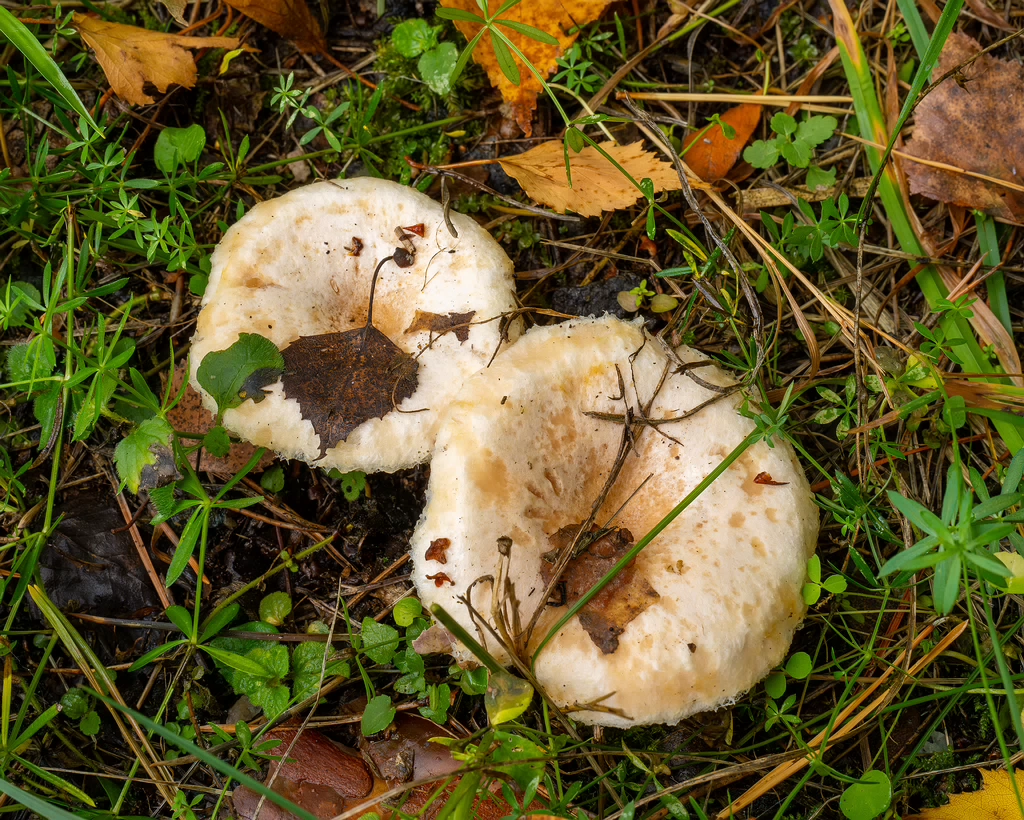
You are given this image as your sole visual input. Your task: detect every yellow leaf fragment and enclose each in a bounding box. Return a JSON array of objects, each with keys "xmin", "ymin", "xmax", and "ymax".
[
  {"xmin": 499, "ymin": 141, "xmax": 684, "ymax": 218},
  {"xmin": 74, "ymin": 15, "xmax": 239, "ymax": 106},
  {"xmin": 222, "ymin": 0, "xmax": 326, "ymax": 53},
  {"xmin": 157, "ymin": 0, "xmax": 188, "ymax": 25},
  {"xmin": 441, "ymin": 0, "xmax": 612, "ymax": 136},
  {"xmin": 904, "ymin": 769, "xmax": 1024, "ymax": 819}
]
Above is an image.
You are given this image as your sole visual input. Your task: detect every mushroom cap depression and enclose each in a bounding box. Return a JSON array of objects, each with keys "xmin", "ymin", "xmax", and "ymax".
[
  {"xmin": 190, "ymin": 178, "xmax": 519, "ymax": 473},
  {"xmin": 411, "ymin": 316, "xmax": 819, "ymax": 727}
]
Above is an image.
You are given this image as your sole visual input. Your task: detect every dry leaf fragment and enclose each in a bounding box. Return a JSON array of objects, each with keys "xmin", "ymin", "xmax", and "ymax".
[
  {"xmin": 500, "ymin": 141, "xmax": 684, "ymax": 217},
  {"xmin": 903, "ymin": 33, "xmax": 1024, "ymax": 223},
  {"xmin": 157, "ymin": 0, "xmax": 188, "ymax": 25},
  {"xmin": 74, "ymin": 14, "xmax": 239, "ymax": 106},
  {"xmin": 222, "ymin": 0, "xmax": 326, "ymax": 53},
  {"xmin": 404, "ymin": 310, "xmax": 476, "ymax": 343},
  {"xmin": 442, "ymin": 0, "xmax": 612, "ymax": 136},
  {"xmin": 682, "ymin": 104, "xmax": 762, "ymax": 181},
  {"xmin": 904, "ymin": 768, "xmax": 1024, "ymax": 819},
  {"xmin": 541, "ymin": 525, "xmax": 660, "ymax": 655}
]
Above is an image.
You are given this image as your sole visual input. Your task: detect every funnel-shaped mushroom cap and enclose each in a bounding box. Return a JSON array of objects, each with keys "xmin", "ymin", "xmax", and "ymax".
[
  {"xmin": 411, "ymin": 317, "xmax": 818, "ymax": 727},
  {"xmin": 190, "ymin": 179, "xmax": 518, "ymax": 473}
]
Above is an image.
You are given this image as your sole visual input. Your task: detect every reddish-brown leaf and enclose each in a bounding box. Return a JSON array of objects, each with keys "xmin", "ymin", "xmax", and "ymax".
[
  {"xmin": 903, "ymin": 33, "xmax": 1024, "ymax": 222},
  {"xmin": 682, "ymin": 104, "xmax": 762, "ymax": 181},
  {"xmin": 222, "ymin": 0, "xmax": 326, "ymax": 53}
]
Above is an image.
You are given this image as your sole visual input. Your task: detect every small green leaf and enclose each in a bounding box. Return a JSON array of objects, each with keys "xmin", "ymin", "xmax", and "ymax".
[
  {"xmin": 259, "ymin": 591, "xmax": 292, "ymax": 626},
  {"xmin": 114, "ymin": 417, "xmax": 174, "ymax": 494},
  {"xmin": 196, "ymin": 333, "xmax": 284, "ymax": 416},
  {"xmin": 770, "ymin": 112, "xmax": 797, "ymax": 136},
  {"xmin": 806, "ymin": 554, "xmax": 821, "ymax": 584},
  {"xmin": 802, "ymin": 582, "xmax": 821, "ymax": 606},
  {"xmin": 393, "ymin": 597, "xmax": 423, "ymax": 627},
  {"xmin": 338, "ymin": 471, "xmax": 366, "ymax": 502},
  {"xmin": 60, "ymin": 689, "xmax": 92, "ymax": 720},
  {"xmin": 839, "ymin": 770, "xmax": 891, "ymax": 820},
  {"xmin": 154, "ymin": 124, "xmax": 207, "ymax": 174},
  {"xmin": 822, "ymin": 575, "xmax": 848, "ymax": 594},
  {"xmin": 764, "ymin": 671, "xmax": 786, "ymax": 699},
  {"xmin": 361, "ymin": 618, "xmax": 400, "ymax": 665},
  {"xmin": 199, "ymin": 603, "xmax": 240, "ymax": 643},
  {"xmin": 435, "ymin": 7, "xmax": 485, "ymax": 23},
  {"xmin": 392, "ymin": 19, "xmax": 435, "ymax": 58},
  {"xmin": 166, "ymin": 605, "xmax": 194, "ymax": 636},
  {"xmin": 785, "ymin": 651, "xmax": 812, "ymax": 679},
  {"xmin": 795, "ymin": 115, "xmax": 838, "ymax": 148},
  {"xmin": 361, "ymin": 694, "xmax": 396, "ymax": 735},
  {"xmin": 166, "ymin": 510, "xmax": 206, "ymax": 587},
  {"xmin": 489, "ymin": 30, "xmax": 520, "ymax": 85},
  {"xmin": 260, "ymin": 466, "xmax": 285, "ymax": 493},
  {"xmin": 418, "ymin": 43, "xmax": 458, "ymax": 95},
  {"xmin": 743, "ymin": 139, "xmax": 779, "ymax": 169},
  {"xmin": 203, "ymin": 425, "xmax": 231, "ymax": 457},
  {"xmin": 495, "ymin": 20, "xmax": 559, "ymax": 45},
  {"xmin": 79, "ymin": 710, "xmax": 101, "ymax": 737},
  {"xmin": 805, "ymin": 164, "xmax": 836, "ymax": 190}
]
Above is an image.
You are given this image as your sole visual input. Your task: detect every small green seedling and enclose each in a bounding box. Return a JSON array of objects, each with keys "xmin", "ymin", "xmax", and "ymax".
[
  {"xmin": 743, "ymin": 112, "xmax": 837, "ymax": 172},
  {"xmin": 391, "ymin": 19, "xmax": 459, "ymax": 95},
  {"xmin": 60, "ymin": 688, "xmax": 100, "ymax": 737},
  {"xmin": 812, "ymin": 375, "xmax": 859, "ymax": 440},
  {"xmin": 802, "ymin": 555, "xmax": 848, "ymax": 605}
]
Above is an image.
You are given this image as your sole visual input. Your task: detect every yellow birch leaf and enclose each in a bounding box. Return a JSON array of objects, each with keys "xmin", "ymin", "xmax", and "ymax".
[
  {"xmin": 441, "ymin": 0, "xmax": 612, "ymax": 137},
  {"xmin": 73, "ymin": 14, "xmax": 239, "ymax": 106},
  {"xmin": 904, "ymin": 769, "xmax": 1024, "ymax": 819},
  {"xmin": 499, "ymin": 141, "xmax": 684, "ymax": 218}
]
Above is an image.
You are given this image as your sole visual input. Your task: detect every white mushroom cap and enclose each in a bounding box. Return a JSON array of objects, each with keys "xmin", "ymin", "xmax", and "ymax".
[
  {"xmin": 411, "ymin": 316, "xmax": 819, "ymax": 727},
  {"xmin": 189, "ymin": 178, "xmax": 519, "ymax": 473}
]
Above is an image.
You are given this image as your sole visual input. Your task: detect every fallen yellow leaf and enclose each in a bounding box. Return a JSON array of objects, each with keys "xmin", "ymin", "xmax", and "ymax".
[
  {"xmin": 499, "ymin": 141, "xmax": 684, "ymax": 217},
  {"xmin": 442, "ymin": 0, "xmax": 612, "ymax": 136},
  {"xmin": 904, "ymin": 769, "xmax": 1024, "ymax": 819},
  {"xmin": 222, "ymin": 0, "xmax": 325, "ymax": 53},
  {"xmin": 74, "ymin": 15, "xmax": 239, "ymax": 106}
]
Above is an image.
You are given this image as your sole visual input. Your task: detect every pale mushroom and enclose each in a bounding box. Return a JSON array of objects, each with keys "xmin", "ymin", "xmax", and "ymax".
[
  {"xmin": 189, "ymin": 178, "xmax": 519, "ymax": 473},
  {"xmin": 410, "ymin": 316, "xmax": 819, "ymax": 728}
]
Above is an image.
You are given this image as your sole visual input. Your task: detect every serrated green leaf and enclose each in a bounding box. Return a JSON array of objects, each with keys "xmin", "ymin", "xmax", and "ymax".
[
  {"xmin": 114, "ymin": 417, "xmax": 173, "ymax": 494},
  {"xmin": 770, "ymin": 112, "xmax": 797, "ymax": 136},
  {"xmin": 203, "ymin": 426, "xmax": 231, "ymax": 457},
  {"xmin": 742, "ymin": 139, "xmax": 779, "ymax": 169},
  {"xmin": 196, "ymin": 333, "xmax": 284, "ymax": 416},
  {"xmin": 361, "ymin": 618, "xmax": 399, "ymax": 665},
  {"xmin": 795, "ymin": 115, "xmax": 838, "ymax": 148}
]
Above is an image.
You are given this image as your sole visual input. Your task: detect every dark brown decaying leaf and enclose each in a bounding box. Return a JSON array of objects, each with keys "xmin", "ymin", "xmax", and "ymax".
[
  {"xmin": 541, "ymin": 525, "xmax": 660, "ymax": 655},
  {"xmin": 404, "ymin": 310, "xmax": 476, "ymax": 343},
  {"xmin": 222, "ymin": 0, "xmax": 326, "ymax": 53},
  {"xmin": 281, "ymin": 326, "xmax": 419, "ymax": 457},
  {"xmin": 903, "ymin": 32, "xmax": 1024, "ymax": 222}
]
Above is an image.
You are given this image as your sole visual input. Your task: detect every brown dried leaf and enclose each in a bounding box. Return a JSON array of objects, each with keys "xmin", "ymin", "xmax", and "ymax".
[
  {"xmin": 441, "ymin": 0, "xmax": 612, "ymax": 136},
  {"xmin": 73, "ymin": 14, "xmax": 239, "ymax": 106},
  {"xmin": 404, "ymin": 310, "xmax": 476, "ymax": 343},
  {"xmin": 542, "ymin": 525, "xmax": 660, "ymax": 655},
  {"xmin": 281, "ymin": 325, "xmax": 419, "ymax": 457},
  {"xmin": 500, "ymin": 141, "xmax": 684, "ymax": 217},
  {"xmin": 222, "ymin": 0, "xmax": 326, "ymax": 53},
  {"xmin": 903, "ymin": 33, "xmax": 1024, "ymax": 222},
  {"xmin": 232, "ymin": 729, "xmax": 377, "ymax": 820}
]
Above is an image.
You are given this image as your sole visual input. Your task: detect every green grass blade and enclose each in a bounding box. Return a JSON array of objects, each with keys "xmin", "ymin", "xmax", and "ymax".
[
  {"xmin": 0, "ymin": 8, "xmax": 100, "ymax": 133},
  {"xmin": 0, "ymin": 777, "xmax": 84, "ymax": 820},
  {"xmin": 827, "ymin": 0, "xmax": 1023, "ymax": 453},
  {"xmin": 895, "ymin": 0, "xmax": 931, "ymax": 57},
  {"xmin": 976, "ymin": 212, "xmax": 1011, "ymax": 333}
]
